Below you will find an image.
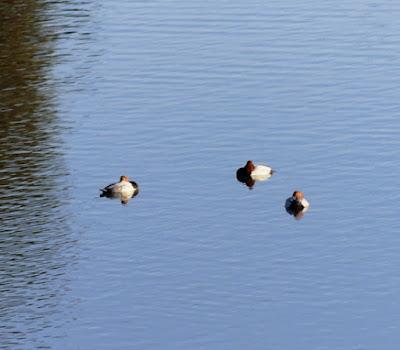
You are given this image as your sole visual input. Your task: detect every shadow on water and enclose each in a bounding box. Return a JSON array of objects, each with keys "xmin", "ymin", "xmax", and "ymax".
[{"xmin": 0, "ymin": 1, "xmax": 75, "ymax": 348}]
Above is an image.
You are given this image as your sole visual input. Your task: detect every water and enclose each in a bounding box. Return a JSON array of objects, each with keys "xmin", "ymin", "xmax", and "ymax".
[{"xmin": 1, "ymin": 1, "xmax": 400, "ymax": 349}]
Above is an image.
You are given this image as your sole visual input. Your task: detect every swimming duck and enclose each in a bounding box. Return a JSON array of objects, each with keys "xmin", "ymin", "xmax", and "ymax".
[
  {"xmin": 100, "ymin": 175, "xmax": 139, "ymax": 200},
  {"xmin": 236, "ymin": 160, "xmax": 274, "ymax": 187},
  {"xmin": 285, "ymin": 191, "xmax": 309, "ymax": 218}
]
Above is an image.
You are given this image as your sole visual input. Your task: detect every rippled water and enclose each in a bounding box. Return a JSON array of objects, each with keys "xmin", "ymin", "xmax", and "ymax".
[{"xmin": 1, "ymin": 1, "xmax": 400, "ymax": 349}]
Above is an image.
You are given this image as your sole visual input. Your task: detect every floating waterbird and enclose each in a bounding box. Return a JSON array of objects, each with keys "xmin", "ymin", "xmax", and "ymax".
[
  {"xmin": 236, "ymin": 160, "xmax": 274, "ymax": 188},
  {"xmin": 100, "ymin": 175, "xmax": 139, "ymax": 204}
]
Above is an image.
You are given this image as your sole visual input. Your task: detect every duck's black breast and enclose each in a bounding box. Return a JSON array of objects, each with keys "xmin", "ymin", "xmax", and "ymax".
[
  {"xmin": 285, "ymin": 199, "xmax": 305, "ymax": 216},
  {"xmin": 236, "ymin": 167, "xmax": 250, "ymax": 182}
]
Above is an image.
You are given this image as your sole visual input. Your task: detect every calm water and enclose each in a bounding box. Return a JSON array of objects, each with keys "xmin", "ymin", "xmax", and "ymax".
[{"xmin": 1, "ymin": 1, "xmax": 400, "ymax": 349}]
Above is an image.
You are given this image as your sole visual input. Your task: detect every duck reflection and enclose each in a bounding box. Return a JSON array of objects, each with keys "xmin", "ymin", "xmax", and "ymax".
[
  {"xmin": 101, "ymin": 192, "xmax": 140, "ymax": 205},
  {"xmin": 236, "ymin": 160, "xmax": 274, "ymax": 189},
  {"xmin": 285, "ymin": 191, "xmax": 310, "ymax": 220},
  {"xmin": 236, "ymin": 171, "xmax": 256, "ymax": 189},
  {"xmin": 100, "ymin": 175, "xmax": 139, "ymax": 205}
]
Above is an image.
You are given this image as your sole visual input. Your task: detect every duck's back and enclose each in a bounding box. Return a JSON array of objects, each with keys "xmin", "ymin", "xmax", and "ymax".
[{"xmin": 250, "ymin": 165, "xmax": 272, "ymax": 180}]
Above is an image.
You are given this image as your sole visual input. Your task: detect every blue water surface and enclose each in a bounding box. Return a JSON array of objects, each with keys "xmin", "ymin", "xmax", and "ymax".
[{"xmin": 1, "ymin": 1, "xmax": 400, "ymax": 349}]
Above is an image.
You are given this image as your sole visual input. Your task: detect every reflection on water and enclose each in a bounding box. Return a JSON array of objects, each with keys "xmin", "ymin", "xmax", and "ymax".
[
  {"xmin": 100, "ymin": 193, "xmax": 139, "ymax": 205},
  {"xmin": 285, "ymin": 203, "xmax": 309, "ymax": 220},
  {"xmin": 236, "ymin": 173, "xmax": 256, "ymax": 189},
  {"xmin": 0, "ymin": 1, "xmax": 71, "ymax": 348}
]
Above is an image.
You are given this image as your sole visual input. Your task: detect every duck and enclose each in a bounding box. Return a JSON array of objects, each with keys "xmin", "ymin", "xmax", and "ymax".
[
  {"xmin": 285, "ymin": 191, "xmax": 309, "ymax": 217},
  {"xmin": 236, "ymin": 160, "xmax": 274, "ymax": 187},
  {"xmin": 100, "ymin": 175, "xmax": 139, "ymax": 200}
]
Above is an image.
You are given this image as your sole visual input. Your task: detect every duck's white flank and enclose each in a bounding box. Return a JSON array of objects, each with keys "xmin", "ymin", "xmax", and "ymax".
[
  {"xmin": 250, "ymin": 165, "xmax": 273, "ymax": 180},
  {"xmin": 300, "ymin": 198, "xmax": 310, "ymax": 208}
]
